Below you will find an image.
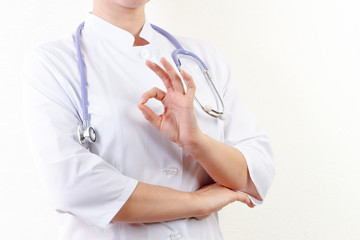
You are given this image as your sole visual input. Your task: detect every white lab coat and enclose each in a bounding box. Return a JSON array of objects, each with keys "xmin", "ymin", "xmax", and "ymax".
[{"xmin": 22, "ymin": 13, "xmax": 275, "ymax": 240}]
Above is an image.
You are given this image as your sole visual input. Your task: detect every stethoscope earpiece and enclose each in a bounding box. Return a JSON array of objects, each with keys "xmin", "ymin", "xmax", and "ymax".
[
  {"xmin": 219, "ymin": 114, "xmax": 226, "ymax": 121},
  {"xmin": 204, "ymin": 105, "xmax": 213, "ymax": 113},
  {"xmin": 203, "ymin": 104, "xmax": 226, "ymax": 121}
]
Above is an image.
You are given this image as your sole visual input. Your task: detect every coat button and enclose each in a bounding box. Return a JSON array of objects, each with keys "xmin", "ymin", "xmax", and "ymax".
[
  {"xmin": 170, "ymin": 232, "xmax": 182, "ymax": 240},
  {"xmin": 162, "ymin": 167, "xmax": 178, "ymax": 176},
  {"xmin": 140, "ymin": 48, "xmax": 151, "ymax": 59}
]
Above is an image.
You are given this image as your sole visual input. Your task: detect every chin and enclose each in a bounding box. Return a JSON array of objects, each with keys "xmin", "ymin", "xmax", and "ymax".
[{"xmin": 110, "ymin": 0, "xmax": 150, "ymax": 8}]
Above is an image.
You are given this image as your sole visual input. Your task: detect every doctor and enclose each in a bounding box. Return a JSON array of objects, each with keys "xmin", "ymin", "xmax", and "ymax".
[{"xmin": 22, "ymin": 0, "xmax": 275, "ymax": 239}]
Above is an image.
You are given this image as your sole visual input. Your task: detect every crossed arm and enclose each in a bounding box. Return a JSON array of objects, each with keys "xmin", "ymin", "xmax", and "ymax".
[{"xmin": 111, "ymin": 57, "xmax": 260, "ymax": 223}]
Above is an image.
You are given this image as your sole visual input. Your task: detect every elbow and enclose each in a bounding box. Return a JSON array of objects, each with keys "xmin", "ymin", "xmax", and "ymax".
[
  {"xmin": 41, "ymin": 168, "xmax": 81, "ymax": 215},
  {"xmin": 235, "ymin": 140, "xmax": 275, "ymax": 203},
  {"xmin": 234, "ymin": 172, "xmax": 264, "ymax": 201},
  {"xmin": 48, "ymin": 186, "xmax": 76, "ymax": 214}
]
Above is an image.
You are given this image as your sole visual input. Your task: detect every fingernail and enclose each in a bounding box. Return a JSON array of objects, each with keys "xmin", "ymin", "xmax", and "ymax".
[
  {"xmin": 160, "ymin": 57, "xmax": 167, "ymax": 65},
  {"xmin": 137, "ymin": 103, "xmax": 145, "ymax": 110},
  {"xmin": 145, "ymin": 60, "xmax": 152, "ymax": 66}
]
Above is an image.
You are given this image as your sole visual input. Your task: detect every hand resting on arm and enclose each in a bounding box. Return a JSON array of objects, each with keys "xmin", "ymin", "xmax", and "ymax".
[{"xmin": 111, "ymin": 181, "xmax": 254, "ymax": 223}]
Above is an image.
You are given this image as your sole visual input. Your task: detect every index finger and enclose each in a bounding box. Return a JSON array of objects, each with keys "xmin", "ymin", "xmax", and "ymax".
[{"xmin": 146, "ymin": 60, "xmax": 173, "ymax": 92}]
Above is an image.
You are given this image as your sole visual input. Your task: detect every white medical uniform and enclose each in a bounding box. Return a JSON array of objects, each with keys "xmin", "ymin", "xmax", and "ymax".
[{"xmin": 22, "ymin": 13, "xmax": 275, "ymax": 240}]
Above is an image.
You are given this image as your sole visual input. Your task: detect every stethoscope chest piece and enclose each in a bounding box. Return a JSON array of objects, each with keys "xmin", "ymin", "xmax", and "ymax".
[{"xmin": 77, "ymin": 120, "xmax": 96, "ymax": 144}]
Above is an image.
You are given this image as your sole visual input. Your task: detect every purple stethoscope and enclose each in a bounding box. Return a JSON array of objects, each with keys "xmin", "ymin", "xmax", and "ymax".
[{"xmin": 75, "ymin": 22, "xmax": 225, "ymax": 145}]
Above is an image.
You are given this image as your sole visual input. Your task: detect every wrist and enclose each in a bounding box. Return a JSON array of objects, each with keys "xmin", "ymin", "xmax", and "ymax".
[
  {"xmin": 189, "ymin": 191, "xmax": 210, "ymax": 217},
  {"xmin": 180, "ymin": 131, "xmax": 206, "ymax": 156},
  {"xmin": 181, "ymin": 132, "xmax": 209, "ymax": 158}
]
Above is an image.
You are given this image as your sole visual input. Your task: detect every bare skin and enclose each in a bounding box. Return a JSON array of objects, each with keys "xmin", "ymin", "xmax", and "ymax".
[
  {"xmin": 112, "ymin": 182, "xmax": 253, "ymax": 223},
  {"xmin": 91, "ymin": 0, "xmax": 259, "ymax": 223},
  {"xmin": 92, "ymin": 0, "xmax": 150, "ymax": 46}
]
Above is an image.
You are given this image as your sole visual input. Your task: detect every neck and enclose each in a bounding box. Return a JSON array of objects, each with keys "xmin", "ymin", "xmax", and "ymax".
[{"xmin": 92, "ymin": 1, "xmax": 148, "ymax": 46}]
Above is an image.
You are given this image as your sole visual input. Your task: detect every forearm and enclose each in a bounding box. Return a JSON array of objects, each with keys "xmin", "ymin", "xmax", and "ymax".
[
  {"xmin": 111, "ymin": 182, "xmax": 201, "ymax": 223},
  {"xmin": 184, "ymin": 133, "xmax": 262, "ymax": 200},
  {"xmin": 138, "ymin": 58, "xmax": 261, "ymax": 201}
]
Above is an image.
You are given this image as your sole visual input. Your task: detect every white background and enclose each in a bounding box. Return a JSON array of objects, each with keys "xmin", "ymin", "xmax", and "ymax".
[{"xmin": 1, "ymin": 0, "xmax": 360, "ymax": 239}]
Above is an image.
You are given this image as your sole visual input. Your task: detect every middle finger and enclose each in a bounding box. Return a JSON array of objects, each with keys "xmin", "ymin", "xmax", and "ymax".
[{"xmin": 160, "ymin": 57, "xmax": 185, "ymax": 94}]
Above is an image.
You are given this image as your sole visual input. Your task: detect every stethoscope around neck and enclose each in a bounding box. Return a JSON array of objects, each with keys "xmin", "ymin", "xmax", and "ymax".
[{"xmin": 75, "ymin": 21, "xmax": 225, "ymax": 145}]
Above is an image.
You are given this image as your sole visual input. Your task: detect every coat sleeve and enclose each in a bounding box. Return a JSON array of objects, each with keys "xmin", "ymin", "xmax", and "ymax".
[
  {"xmin": 22, "ymin": 46, "xmax": 138, "ymax": 231},
  {"xmin": 211, "ymin": 45, "xmax": 275, "ymax": 205}
]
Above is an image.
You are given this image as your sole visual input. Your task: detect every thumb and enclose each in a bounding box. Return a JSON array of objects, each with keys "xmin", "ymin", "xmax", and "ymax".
[{"xmin": 137, "ymin": 103, "xmax": 161, "ymax": 130}]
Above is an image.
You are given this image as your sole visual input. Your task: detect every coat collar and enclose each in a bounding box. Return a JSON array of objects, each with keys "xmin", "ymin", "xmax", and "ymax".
[{"xmin": 83, "ymin": 12, "xmax": 154, "ymax": 47}]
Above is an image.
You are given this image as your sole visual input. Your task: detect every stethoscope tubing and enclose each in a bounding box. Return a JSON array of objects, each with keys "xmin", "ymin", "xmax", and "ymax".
[
  {"xmin": 150, "ymin": 24, "xmax": 209, "ymax": 71},
  {"xmin": 75, "ymin": 21, "xmax": 226, "ymax": 144},
  {"xmin": 75, "ymin": 22, "xmax": 89, "ymax": 122}
]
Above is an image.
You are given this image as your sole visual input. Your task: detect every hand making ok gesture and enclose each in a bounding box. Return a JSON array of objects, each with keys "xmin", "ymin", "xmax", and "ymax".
[{"xmin": 138, "ymin": 57, "xmax": 202, "ymax": 150}]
